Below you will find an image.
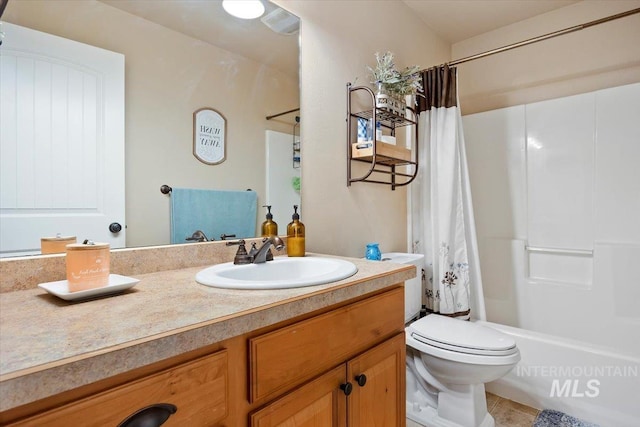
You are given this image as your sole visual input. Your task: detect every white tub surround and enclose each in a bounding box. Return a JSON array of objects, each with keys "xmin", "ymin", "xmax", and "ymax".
[
  {"xmin": 463, "ymin": 82, "xmax": 640, "ymax": 355},
  {"xmin": 463, "ymin": 82, "xmax": 640, "ymax": 427},
  {"xmin": 481, "ymin": 321, "xmax": 640, "ymax": 427}
]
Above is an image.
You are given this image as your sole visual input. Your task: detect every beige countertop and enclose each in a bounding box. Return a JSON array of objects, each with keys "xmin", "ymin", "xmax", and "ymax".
[{"xmin": 0, "ymin": 254, "xmax": 414, "ymax": 412}]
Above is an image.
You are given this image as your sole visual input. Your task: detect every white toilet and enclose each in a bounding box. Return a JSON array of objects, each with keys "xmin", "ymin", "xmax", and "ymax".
[{"xmin": 382, "ymin": 253, "xmax": 520, "ymax": 427}]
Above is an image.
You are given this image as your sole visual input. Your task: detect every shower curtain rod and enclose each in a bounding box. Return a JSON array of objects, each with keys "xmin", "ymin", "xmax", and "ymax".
[
  {"xmin": 437, "ymin": 7, "xmax": 640, "ymax": 68},
  {"xmin": 266, "ymin": 108, "xmax": 300, "ymax": 120}
]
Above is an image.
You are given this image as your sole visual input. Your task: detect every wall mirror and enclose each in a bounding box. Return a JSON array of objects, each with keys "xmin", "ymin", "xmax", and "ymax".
[{"xmin": 0, "ymin": 0, "xmax": 301, "ymax": 256}]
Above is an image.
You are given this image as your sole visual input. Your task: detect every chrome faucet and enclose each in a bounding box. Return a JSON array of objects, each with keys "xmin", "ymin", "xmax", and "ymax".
[{"xmin": 252, "ymin": 236, "xmax": 285, "ymax": 264}]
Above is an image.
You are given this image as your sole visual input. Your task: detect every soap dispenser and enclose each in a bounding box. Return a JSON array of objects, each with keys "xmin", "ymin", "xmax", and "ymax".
[
  {"xmin": 261, "ymin": 205, "xmax": 278, "ymax": 237},
  {"xmin": 286, "ymin": 205, "xmax": 305, "ymax": 257}
]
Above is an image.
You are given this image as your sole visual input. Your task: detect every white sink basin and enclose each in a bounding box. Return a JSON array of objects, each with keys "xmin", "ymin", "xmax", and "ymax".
[{"xmin": 195, "ymin": 256, "xmax": 358, "ymax": 290}]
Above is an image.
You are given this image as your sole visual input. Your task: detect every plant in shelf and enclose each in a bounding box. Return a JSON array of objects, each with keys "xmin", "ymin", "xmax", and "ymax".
[{"xmin": 366, "ymin": 51, "xmax": 422, "ymax": 116}]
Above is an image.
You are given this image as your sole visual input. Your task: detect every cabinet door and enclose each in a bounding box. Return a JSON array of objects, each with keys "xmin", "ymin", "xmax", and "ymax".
[
  {"xmin": 250, "ymin": 365, "xmax": 347, "ymax": 427},
  {"xmin": 347, "ymin": 333, "xmax": 405, "ymax": 427}
]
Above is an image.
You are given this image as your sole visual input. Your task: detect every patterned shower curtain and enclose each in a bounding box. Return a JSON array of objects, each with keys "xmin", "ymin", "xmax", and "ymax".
[{"xmin": 410, "ymin": 65, "xmax": 486, "ymax": 320}]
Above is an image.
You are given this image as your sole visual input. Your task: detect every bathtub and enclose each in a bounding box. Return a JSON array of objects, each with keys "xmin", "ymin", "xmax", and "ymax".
[{"xmin": 476, "ymin": 321, "xmax": 640, "ymax": 427}]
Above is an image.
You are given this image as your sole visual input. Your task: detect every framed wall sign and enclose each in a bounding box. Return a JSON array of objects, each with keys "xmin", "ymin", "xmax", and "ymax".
[{"xmin": 193, "ymin": 107, "xmax": 226, "ymax": 165}]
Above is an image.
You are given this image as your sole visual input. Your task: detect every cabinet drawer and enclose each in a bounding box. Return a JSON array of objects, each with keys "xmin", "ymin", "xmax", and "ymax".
[
  {"xmin": 10, "ymin": 350, "xmax": 228, "ymax": 427},
  {"xmin": 249, "ymin": 287, "xmax": 404, "ymax": 402}
]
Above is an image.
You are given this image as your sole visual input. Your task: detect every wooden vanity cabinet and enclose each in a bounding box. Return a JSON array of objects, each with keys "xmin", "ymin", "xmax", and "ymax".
[{"xmin": 4, "ymin": 286, "xmax": 405, "ymax": 427}]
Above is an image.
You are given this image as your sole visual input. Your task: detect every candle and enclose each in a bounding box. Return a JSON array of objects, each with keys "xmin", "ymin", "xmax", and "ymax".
[
  {"xmin": 41, "ymin": 235, "xmax": 76, "ymax": 254},
  {"xmin": 66, "ymin": 241, "xmax": 110, "ymax": 292}
]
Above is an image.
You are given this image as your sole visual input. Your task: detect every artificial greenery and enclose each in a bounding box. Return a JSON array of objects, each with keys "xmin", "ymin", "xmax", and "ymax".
[
  {"xmin": 367, "ymin": 51, "xmax": 400, "ymax": 86},
  {"xmin": 367, "ymin": 51, "xmax": 422, "ymax": 98},
  {"xmin": 291, "ymin": 176, "xmax": 300, "ymax": 193}
]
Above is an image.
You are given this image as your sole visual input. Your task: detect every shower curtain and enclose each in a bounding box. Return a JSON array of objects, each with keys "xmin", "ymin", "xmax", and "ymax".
[{"xmin": 410, "ymin": 65, "xmax": 486, "ymax": 320}]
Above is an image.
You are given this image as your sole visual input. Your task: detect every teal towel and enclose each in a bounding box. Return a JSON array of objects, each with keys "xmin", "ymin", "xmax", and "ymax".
[{"xmin": 170, "ymin": 188, "xmax": 257, "ymax": 244}]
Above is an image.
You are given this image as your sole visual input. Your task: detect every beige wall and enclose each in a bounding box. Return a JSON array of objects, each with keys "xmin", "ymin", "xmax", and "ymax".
[
  {"xmin": 277, "ymin": 0, "xmax": 639, "ymax": 259},
  {"xmin": 275, "ymin": 0, "xmax": 450, "ymax": 257},
  {"xmin": 453, "ymin": 0, "xmax": 640, "ymax": 115},
  {"xmin": 14, "ymin": 1, "xmax": 630, "ymax": 259},
  {"xmin": 3, "ymin": 0, "xmax": 299, "ymax": 247}
]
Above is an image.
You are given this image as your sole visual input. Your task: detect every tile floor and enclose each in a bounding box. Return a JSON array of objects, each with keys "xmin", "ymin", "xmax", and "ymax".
[{"xmin": 406, "ymin": 392, "xmax": 540, "ymax": 427}]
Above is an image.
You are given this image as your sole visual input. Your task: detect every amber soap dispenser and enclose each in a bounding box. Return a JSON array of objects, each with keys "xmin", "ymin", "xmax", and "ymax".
[
  {"xmin": 261, "ymin": 205, "xmax": 278, "ymax": 237},
  {"xmin": 286, "ymin": 204, "xmax": 305, "ymax": 257}
]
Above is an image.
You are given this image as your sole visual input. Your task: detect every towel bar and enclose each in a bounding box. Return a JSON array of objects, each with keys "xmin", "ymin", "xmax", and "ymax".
[
  {"xmin": 161, "ymin": 185, "xmax": 253, "ymax": 194},
  {"xmin": 525, "ymin": 246, "xmax": 593, "ymax": 256}
]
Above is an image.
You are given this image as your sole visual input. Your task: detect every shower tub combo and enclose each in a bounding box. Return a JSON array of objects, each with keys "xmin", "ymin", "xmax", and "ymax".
[{"xmin": 479, "ymin": 321, "xmax": 640, "ymax": 427}]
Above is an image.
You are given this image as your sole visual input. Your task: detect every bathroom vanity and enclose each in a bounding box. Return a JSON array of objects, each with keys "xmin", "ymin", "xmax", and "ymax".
[{"xmin": 0, "ymin": 245, "xmax": 414, "ymax": 426}]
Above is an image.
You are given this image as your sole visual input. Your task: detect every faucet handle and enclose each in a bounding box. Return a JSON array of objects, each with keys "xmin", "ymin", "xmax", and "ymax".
[
  {"xmin": 225, "ymin": 239, "xmax": 245, "ymax": 246},
  {"xmin": 226, "ymin": 239, "xmax": 252, "ymax": 264},
  {"xmin": 248, "ymin": 242, "xmax": 259, "ymax": 259}
]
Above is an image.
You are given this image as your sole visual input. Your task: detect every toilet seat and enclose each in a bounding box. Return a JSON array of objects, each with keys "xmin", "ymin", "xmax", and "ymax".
[{"xmin": 406, "ymin": 314, "xmax": 519, "ymax": 365}]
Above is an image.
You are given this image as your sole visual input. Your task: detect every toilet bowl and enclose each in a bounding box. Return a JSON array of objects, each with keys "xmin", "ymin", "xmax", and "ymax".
[
  {"xmin": 406, "ymin": 314, "xmax": 520, "ymax": 427},
  {"xmin": 382, "ymin": 253, "xmax": 520, "ymax": 427}
]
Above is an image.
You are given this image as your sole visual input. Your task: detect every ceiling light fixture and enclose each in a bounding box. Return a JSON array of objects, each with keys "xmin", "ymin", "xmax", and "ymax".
[{"xmin": 222, "ymin": 0, "xmax": 265, "ymax": 20}]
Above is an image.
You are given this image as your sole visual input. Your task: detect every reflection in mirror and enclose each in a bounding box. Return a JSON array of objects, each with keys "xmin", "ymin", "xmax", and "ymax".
[
  {"xmin": 0, "ymin": 0, "xmax": 300, "ymax": 257},
  {"xmin": 265, "ymin": 127, "xmax": 301, "ymax": 231}
]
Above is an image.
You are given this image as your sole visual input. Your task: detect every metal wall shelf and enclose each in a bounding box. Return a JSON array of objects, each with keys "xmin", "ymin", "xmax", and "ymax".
[
  {"xmin": 347, "ymin": 83, "xmax": 418, "ymax": 190},
  {"xmin": 351, "ymin": 108, "xmax": 417, "ymax": 128}
]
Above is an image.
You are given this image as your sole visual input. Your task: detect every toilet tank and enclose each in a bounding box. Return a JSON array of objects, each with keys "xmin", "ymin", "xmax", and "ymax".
[{"xmin": 382, "ymin": 252, "xmax": 424, "ymax": 323}]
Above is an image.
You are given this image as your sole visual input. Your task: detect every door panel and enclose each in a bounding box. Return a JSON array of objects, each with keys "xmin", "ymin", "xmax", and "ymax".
[{"xmin": 0, "ymin": 22, "xmax": 125, "ymax": 256}]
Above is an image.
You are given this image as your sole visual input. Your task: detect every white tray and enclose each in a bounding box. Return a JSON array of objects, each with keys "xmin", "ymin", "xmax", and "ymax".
[{"xmin": 38, "ymin": 274, "xmax": 140, "ymax": 301}]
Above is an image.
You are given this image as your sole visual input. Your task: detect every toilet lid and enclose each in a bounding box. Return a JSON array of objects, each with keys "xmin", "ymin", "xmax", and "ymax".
[{"xmin": 409, "ymin": 314, "xmax": 517, "ymax": 356}]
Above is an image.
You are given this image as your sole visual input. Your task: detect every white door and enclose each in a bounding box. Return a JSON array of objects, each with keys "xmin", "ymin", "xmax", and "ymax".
[{"xmin": 0, "ymin": 22, "xmax": 125, "ymax": 256}]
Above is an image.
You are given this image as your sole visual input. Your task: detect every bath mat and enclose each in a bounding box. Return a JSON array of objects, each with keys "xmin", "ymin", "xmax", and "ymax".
[{"xmin": 533, "ymin": 409, "xmax": 600, "ymax": 427}]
